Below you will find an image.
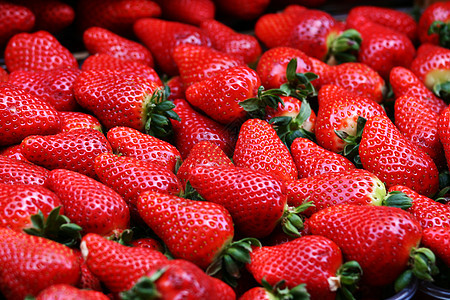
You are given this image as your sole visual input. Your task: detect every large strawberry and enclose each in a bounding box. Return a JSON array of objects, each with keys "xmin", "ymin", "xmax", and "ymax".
[
  {"xmin": 0, "ymin": 155, "xmax": 49, "ymax": 186},
  {"xmin": 35, "ymin": 284, "xmax": 109, "ymax": 300},
  {"xmin": 0, "ymin": 227, "xmax": 80, "ymax": 300},
  {"xmin": 83, "ymin": 26, "xmax": 154, "ymax": 67},
  {"xmin": 45, "ymin": 169, "xmax": 130, "ymax": 236},
  {"xmin": 421, "ymin": 227, "xmax": 450, "ymax": 268},
  {"xmin": 418, "ymin": 1, "xmax": 450, "ymax": 47},
  {"xmin": 0, "ymin": 2, "xmax": 34, "ymax": 47},
  {"xmin": 4, "ymin": 30, "xmax": 78, "ymax": 72},
  {"xmin": 156, "ymin": 0, "xmax": 215, "ymax": 26},
  {"xmin": 359, "ymin": 115, "xmax": 440, "ymax": 196},
  {"xmin": 21, "ymin": 128, "xmax": 112, "ymax": 179}
]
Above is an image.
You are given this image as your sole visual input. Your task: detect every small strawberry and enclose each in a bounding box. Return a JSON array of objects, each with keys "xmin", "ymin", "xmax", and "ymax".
[
  {"xmin": 0, "ymin": 227, "xmax": 80, "ymax": 300},
  {"xmin": 213, "ymin": 0, "xmax": 270, "ymax": 20},
  {"xmin": 21, "ymin": 128, "xmax": 112, "ymax": 179},
  {"xmin": 4, "ymin": 30, "xmax": 78, "ymax": 72},
  {"xmin": 418, "ymin": 1, "xmax": 450, "ymax": 47},
  {"xmin": 35, "ymin": 284, "xmax": 109, "ymax": 300},
  {"xmin": 239, "ymin": 279, "xmax": 310, "ymax": 300},
  {"xmin": 165, "ymin": 75, "xmax": 185, "ymax": 100},
  {"xmin": 0, "ymin": 155, "xmax": 49, "ymax": 186},
  {"xmin": 130, "ymin": 237, "xmax": 163, "ymax": 252},
  {"xmin": 0, "ymin": 2, "xmax": 34, "ymax": 47},
  {"xmin": 45, "ymin": 169, "xmax": 130, "ymax": 236},
  {"xmin": 59, "ymin": 111, "xmax": 103, "ymax": 133},
  {"xmin": 156, "ymin": 0, "xmax": 215, "ymax": 25},
  {"xmin": 83, "ymin": 26, "xmax": 154, "ymax": 67},
  {"xmin": 359, "ymin": 115, "xmax": 440, "ymax": 196},
  {"xmin": 421, "ymin": 227, "xmax": 450, "ymax": 267}
]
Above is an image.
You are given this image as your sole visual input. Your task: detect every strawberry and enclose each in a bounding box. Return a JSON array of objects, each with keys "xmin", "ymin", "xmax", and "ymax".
[
  {"xmin": 176, "ymin": 141, "xmax": 234, "ymax": 187},
  {"xmin": 359, "ymin": 115, "xmax": 440, "ymax": 197},
  {"xmin": 130, "ymin": 237, "xmax": 163, "ymax": 252},
  {"xmin": 438, "ymin": 106, "xmax": 450, "ymax": 168},
  {"xmin": 214, "ymin": 0, "xmax": 270, "ymax": 20},
  {"xmin": 233, "ymin": 118, "xmax": 298, "ymax": 181},
  {"xmin": 308, "ymin": 204, "xmax": 436, "ymax": 288},
  {"xmin": 0, "ymin": 82, "xmax": 61, "ymax": 146},
  {"xmin": 200, "ymin": 19, "xmax": 262, "ymax": 65},
  {"xmin": 4, "ymin": 30, "xmax": 78, "ymax": 72},
  {"xmin": 388, "ymin": 185, "xmax": 450, "ymax": 228},
  {"xmin": 8, "ymin": 67, "xmax": 81, "ymax": 111},
  {"xmin": 133, "ymin": 18, "xmax": 211, "ymax": 76},
  {"xmin": 185, "ymin": 65, "xmax": 261, "ymax": 125},
  {"xmin": 418, "ymin": 1, "xmax": 450, "ymax": 47},
  {"xmin": 165, "ymin": 75, "xmax": 185, "ymax": 100},
  {"xmin": 171, "ymin": 98, "xmax": 237, "ymax": 159},
  {"xmin": 73, "ymin": 249, "xmax": 103, "ymax": 291},
  {"xmin": 83, "ymin": 26, "xmax": 154, "ymax": 67},
  {"xmin": 106, "ymin": 126, "xmax": 181, "ymax": 172},
  {"xmin": 246, "ymin": 235, "xmax": 362, "ymax": 299},
  {"xmin": 421, "ymin": 227, "xmax": 450, "ymax": 267},
  {"xmin": 0, "ymin": 155, "xmax": 49, "ymax": 186},
  {"xmin": 290, "ymin": 137, "xmax": 355, "ymax": 179},
  {"xmin": 239, "ymin": 280, "xmax": 310, "ymax": 300},
  {"xmin": 0, "ymin": 145, "xmax": 28, "ymax": 162},
  {"xmin": 156, "ymin": 0, "xmax": 215, "ymax": 25},
  {"xmin": 45, "ymin": 169, "xmax": 130, "ymax": 236},
  {"xmin": 35, "ymin": 284, "xmax": 109, "ymax": 300},
  {"xmin": 172, "ymin": 44, "xmax": 243, "ymax": 88},
  {"xmin": 80, "ymin": 232, "xmax": 168, "ymax": 293},
  {"xmin": 59, "ymin": 111, "xmax": 103, "ymax": 133},
  {"xmin": 76, "ymin": 0, "xmax": 162, "ymax": 36},
  {"xmin": 0, "ymin": 68, "xmax": 8, "ymax": 82},
  {"xmin": 21, "ymin": 128, "xmax": 112, "ymax": 179},
  {"xmin": 0, "ymin": 2, "xmax": 34, "ymax": 47},
  {"xmin": 94, "ymin": 152, "xmax": 183, "ymax": 206},
  {"xmin": 0, "ymin": 227, "xmax": 80, "ymax": 300},
  {"xmin": 80, "ymin": 53, "xmax": 162, "ymax": 86},
  {"xmin": 74, "ymin": 70, "xmax": 178, "ymax": 137}
]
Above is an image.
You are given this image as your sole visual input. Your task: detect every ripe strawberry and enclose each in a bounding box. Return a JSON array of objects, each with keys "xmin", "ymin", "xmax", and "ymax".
[
  {"xmin": 80, "ymin": 53, "xmax": 162, "ymax": 86},
  {"xmin": 106, "ymin": 126, "xmax": 181, "ymax": 172},
  {"xmin": 156, "ymin": 0, "xmax": 215, "ymax": 25},
  {"xmin": 8, "ymin": 67, "xmax": 81, "ymax": 111},
  {"xmin": 418, "ymin": 1, "xmax": 450, "ymax": 47},
  {"xmin": 165, "ymin": 75, "xmax": 185, "ymax": 100},
  {"xmin": 80, "ymin": 232, "xmax": 168, "ymax": 293},
  {"xmin": 172, "ymin": 44, "xmax": 243, "ymax": 88},
  {"xmin": 239, "ymin": 280, "xmax": 310, "ymax": 300},
  {"xmin": 35, "ymin": 284, "xmax": 109, "ymax": 300},
  {"xmin": 130, "ymin": 237, "xmax": 163, "ymax": 252},
  {"xmin": 171, "ymin": 98, "xmax": 237, "ymax": 159},
  {"xmin": 200, "ymin": 19, "xmax": 262, "ymax": 65},
  {"xmin": 214, "ymin": 0, "xmax": 270, "ymax": 20},
  {"xmin": 59, "ymin": 111, "xmax": 102, "ymax": 133},
  {"xmin": 360, "ymin": 115, "xmax": 439, "ymax": 197},
  {"xmin": 0, "ymin": 155, "xmax": 49, "ymax": 186},
  {"xmin": 73, "ymin": 249, "xmax": 103, "ymax": 291},
  {"xmin": 233, "ymin": 118, "xmax": 298, "ymax": 181},
  {"xmin": 308, "ymin": 204, "xmax": 435, "ymax": 287},
  {"xmin": 4, "ymin": 30, "xmax": 78, "ymax": 72},
  {"xmin": 0, "ymin": 2, "xmax": 34, "ymax": 47},
  {"xmin": 388, "ymin": 185, "xmax": 450, "ymax": 228},
  {"xmin": 185, "ymin": 66, "xmax": 260, "ymax": 125},
  {"xmin": 438, "ymin": 106, "xmax": 450, "ymax": 168},
  {"xmin": 0, "ymin": 227, "xmax": 80, "ymax": 300},
  {"xmin": 421, "ymin": 227, "xmax": 450, "ymax": 267},
  {"xmin": 133, "ymin": 18, "xmax": 211, "ymax": 76},
  {"xmin": 247, "ymin": 235, "xmax": 362, "ymax": 299},
  {"xmin": 0, "ymin": 82, "xmax": 61, "ymax": 147},
  {"xmin": 0, "ymin": 68, "xmax": 8, "ymax": 82},
  {"xmin": 21, "ymin": 128, "xmax": 112, "ymax": 179},
  {"xmin": 94, "ymin": 152, "xmax": 183, "ymax": 206},
  {"xmin": 83, "ymin": 26, "xmax": 154, "ymax": 67},
  {"xmin": 0, "ymin": 145, "xmax": 28, "ymax": 162}
]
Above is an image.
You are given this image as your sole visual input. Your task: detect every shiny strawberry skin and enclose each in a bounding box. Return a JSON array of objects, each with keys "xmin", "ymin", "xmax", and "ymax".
[
  {"xmin": 4, "ymin": 30, "xmax": 78, "ymax": 72},
  {"xmin": 438, "ymin": 106, "xmax": 450, "ymax": 168},
  {"xmin": 0, "ymin": 155, "xmax": 49, "ymax": 186},
  {"xmin": 45, "ymin": 169, "xmax": 130, "ymax": 236},
  {"xmin": 0, "ymin": 2, "xmax": 35, "ymax": 46},
  {"xmin": 59, "ymin": 111, "xmax": 103, "ymax": 133},
  {"xmin": 35, "ymin": 284, "xmax": 109, "ymax": 300},
  {"xmin": 157, "ymin": 0, "xmax": 215, "ymax": 26},
  {"xmin": 308, "ymin": 204, "xmax": 422, "ymax": 286},
  {"xmin": 233, "ymin": 118, "xmax": 298, "ymax": 181},
  {"xmin": 0, "ymin": 227, "xmax": 80, "ymax": 300},
  {"xmin": 239, "ymin": 287, "xmax": 272, "ymax": 300},
  {"xmin": 359, "ymin": 115, "xmax": 439, "ymax": 196},
  {"xmin": 418, "ymin": 1, "xmax": 450, "ymax": 45},
  {"xmin": 73, "ymin": 249, "xmax": 103, "ymax": 292},
  {"xmin": 421, "ymin": 227, "xmax": 450, "ymax": 267},
  {"xmin": 0, "ymin": 145, "xmax": 28, "ymax": 162}
]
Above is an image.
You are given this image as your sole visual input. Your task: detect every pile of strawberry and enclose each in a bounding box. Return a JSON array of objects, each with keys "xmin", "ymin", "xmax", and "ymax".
[{"xmin": 1, "ymin": 0, "xmax": 450, "ymax": 299}]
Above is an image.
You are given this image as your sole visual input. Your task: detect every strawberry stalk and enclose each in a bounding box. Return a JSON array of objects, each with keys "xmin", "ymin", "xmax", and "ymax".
[
  {"xmin": 335, "ymin": 116, "xmax": 367, "ymax": 168},
  {"xmin": 326, "ymin": 29, "xmax": 362, "ymax": 65},
  {"xmin": 106, "ymin": 229, "xmax": 134, "ymax": 246},
  {"xmin": 281, "ymin": 202, "xmax": 315, "ymax": 237},
  {"xmin": 120, "ymin": 268, "xmax": 167, "ymax": 300},
  {"xmin": 280, "ymin": 58, "xmax": 318, "ymax": 100},
  {"xmin": 239, "ymin": 86, "xmax": 286, "ymax": 120},
  {"xmin": 23, "ymin": 206, "xmax": 82, "ymax": 247},
  {"xmin": 433, "ymin": 81, "xmax": 450, "ymax": 103},
  {"xmin": 332, "ymin": 261, "xmax": 363, "ymax": 300},
  {"xmin": 382, "ymin": 191, "xmax": 413, "ymax": 210},
  {"xmin": 261, "ymin": 279, "xmax": 310, "ymax": 300},
  {"xmin": 429, "ymin": 21, "xmax": 450, "ymax": 49}
]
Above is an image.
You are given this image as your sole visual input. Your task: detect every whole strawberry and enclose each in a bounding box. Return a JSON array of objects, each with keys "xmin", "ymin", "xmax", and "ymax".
[
  {"xmin": 0, "ymin": 2, "xmax": 34, "ymax": 47},
  {"xmin": 418, "ymin": 1, "xmax": 450, "ymax": 47}
]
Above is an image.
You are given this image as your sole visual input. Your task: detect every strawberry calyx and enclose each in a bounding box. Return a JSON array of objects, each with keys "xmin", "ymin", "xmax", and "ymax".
[
  {"xmin": 261, "ymin": 278, "xmax": 310, "ymax": 300},
  {"xmin": 239, "ymin": 86, "xmax": 286, "ymax": 120},
  {"xmin": 326, "ymin": 29, "xmax": 362, "ymax": 65},
  {"xmin": 206, "ymin": 237, "xmax": 261, "ymax": 288},
  {"xmin": 428, "ymin": 21, "xmax": 450, "ymax": 49},
  {"xmin": 433, "ymin": 81, "xmax": 450, "ymax": 103},
  {"xmin": 335, "ymin": 116, "xmax": 367, "ymax": 168},
  {"xmin": 331, "ymin": 261, "xmax": 362, "ymax": 300},
  {"xmin": 120, "ymin": 267, "xmax": 167, "ymax": 300},
  {"xmin": 281, "ymin": 202, "xmax": 314, "ymax": 237},
  {"xmin": 280, "ymin": 58, "xmax": 318, "ymax": 100},
  {"xmin": 180, "ymin": 181, "xmax": 205, "ymax": 201},
  {"xmin": 382, "ymin": 191, "xmax": 413, "ymax": 210},
  {"xmin": 106, "ymin": 228, "xmax": 134, "ymax": 246},
  {"xmin": 23, "ymin": 206, "xmax": 82, "ymax": 248},
  {"xmin": 144, "ymin": 85, "xmax": 181, "ymax": 139}
]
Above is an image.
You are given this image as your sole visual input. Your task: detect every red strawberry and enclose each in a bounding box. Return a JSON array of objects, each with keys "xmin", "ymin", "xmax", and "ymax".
[
  {"xmin": 0, "ymin": 82, "xmax": 61, "ymax": 146},
  {"xmin": 0, "ymin": 2, "xmax": 34, "ymax": 47},
  {"xmin": 106, "ymin": 126, "xmax": 181, "ymax": 172},
  {"xmin": 418, "ymin": 1, "xmax": 450, "ymax": 47},
  {"xmin": 165, "ymin": 75, "xmax": 185, "ymax": 100},
  {"xmin": 185, "ymin": 65, "xmax": 260, "ymax": 124},
  {"xmin": 290, "ymin": 137, "xmax": 355, "ymax": 179},
  {"xmin": 214, "ymin": 0, "xmax": 270, "ymax": 20},
  {"xmin": 421, "ymin": 227, "xmax": 450, "ymax": 267},
  {"xmin": 130, "ymin": 237, "xmax": 163, "ymax": 252},
  {"xmin": 359, "ymin": 115, "xmax": 439, "ymax": 197},
  {"xmin": 156, "ymin": 0, "xmax": 215, "ymax": 25},
  {"xmin": 0, "ymin": 155, "xmax": 49, "ymax": 186},
  {"xmin": 94, "ymin": 152, "xmax": 183, "ymax": 206},
  {"xmin": 73, "ymin": 249, "xmax": 103, "ymax": 291},
  {"xmin": 45, "ymin": 169, "xmax": 130, "ymax": 236},
  {"xmin": 0, "ymin": 227, "xmax": 80, "ymax": 300},
  {"xmin": 0, "ymin": 68, "xmax": 8, "ymax": 82},
  {"xmin": 8, "ymin": 67, "xmax": 81, "ymax": 111},
  {"xmin": 35, "ymin": 284, "xmax": 109, "ymax": 300},
  {"xmin": 80, "ymin": 53, "xmax": 162, "ymax": 86},
  {"xmin": 21, "ymin": 128, "xmax": 112, "ymax": 179},
  {"xmin": 171, "ymin": 98, "xmax": 237, "ymax": 159},
  {"xmin": 59, "ymin": 111, "xmax": 103, "ymax": 133},
  {"xmin": 286, "ymin": 169, "xmax": 386, "ymax": 216},
  {"xmin": 0, "ymin": 145, "xmax": 28, "ymax": 162},
  {"xmin": 438, "ymin": 106, "xmax": 450, "ymax": 168},
  {"xmin": 233, "ymin": 118, "xmax": 298, "ymax": 181},
  {"xmin": 4, "ymin": 30, "xmax": 78, "ymax": 72},
  {"xmin": 247, "ymin": 235, "xmax": 361, "ymax": 299},
  {"xmin": 80, "ymin": 232, "xmax": 168, "ymax": 293},
  {"xmin": 239, "ymin": 280, "xmax": 310, "ymax": 300},
  {"xmin": 133, "ymin": 17, "xmax": 211, "ymax": 76},
  {"xmin": 200, "ymin": 19, "xmax": 262, "ymax": 65},
  {"xmin": 83, "ymin": 26, "xmax": 154, "ymax": 67}
]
